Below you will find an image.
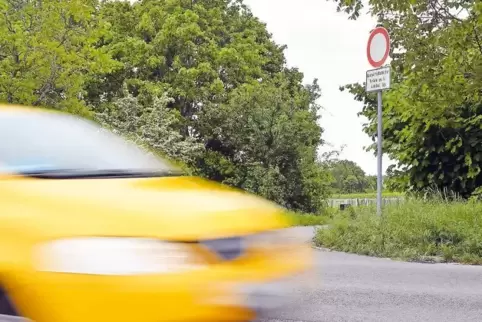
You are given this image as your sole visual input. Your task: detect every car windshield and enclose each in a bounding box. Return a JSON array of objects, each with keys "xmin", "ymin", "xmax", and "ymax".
[{"xmin": 0, "ymin": 109, "xmax": 180, "ymax": 178}]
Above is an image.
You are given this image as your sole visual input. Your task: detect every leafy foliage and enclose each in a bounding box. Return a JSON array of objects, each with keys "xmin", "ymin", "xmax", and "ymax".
[
  {"xmin": 198, "ymin": 77, "xmax": 330, "ymax": 212},
  {"xmin": 96, "ymin": 84, "xmax": 203, "ymax": 165},
  {"xmin": 86, "ymin": 0, "xmax": 287, "ymax": 117},
  {"xmin": 84, "ymin": 0, "xmax": 331, "ymax": 212},
  {"xmin": 335, "ymin": 0, "xmax": 482, "ymax": 197},
  {"xmin": 327, "ymin": 159, "xmax": 374, "ymax": 194},
  {"xmin": 0, "ymin": 0, "xmax": 118, "ymax": 116}
]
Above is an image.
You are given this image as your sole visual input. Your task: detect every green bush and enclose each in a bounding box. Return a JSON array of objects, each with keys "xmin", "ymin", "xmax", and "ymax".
[{"xmin": 314, "ymin": 199, "xmax": 482, "ymax": 264}]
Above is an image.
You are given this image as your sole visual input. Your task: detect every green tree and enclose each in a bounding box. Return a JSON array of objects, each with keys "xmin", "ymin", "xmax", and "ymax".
[
  {"xmin": 198, "ymin": 77, "xmax": 330, "ymax": 212},
  {"xmin": 334, "ymin": 0, "xmax": 482, "ymax": 197},
  {"xmin": 87, "ymin": 0, "xmax": 286, "ymax": 117},
  {"xmin": 85, "ymin": 0, "xmax": 330, "ymax": 212},
  {"xmin": 0, "ymin": 0, "xmax": 118, "ymax": 116},
  {"xmin": 328, "ymin": 159, "xmax": 370, "ymax": 194}
]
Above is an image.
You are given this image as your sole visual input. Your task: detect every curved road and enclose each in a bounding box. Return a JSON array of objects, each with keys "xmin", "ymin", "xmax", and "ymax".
[{"xmin": 259, "ymin": 226, "xmax": 482, "ymax": 322}]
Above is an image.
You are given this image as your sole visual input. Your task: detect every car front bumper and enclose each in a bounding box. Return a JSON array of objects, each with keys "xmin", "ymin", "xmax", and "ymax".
[{"xmin": 6, "ymin": 242, "xmax": 313, "ymax": 322}]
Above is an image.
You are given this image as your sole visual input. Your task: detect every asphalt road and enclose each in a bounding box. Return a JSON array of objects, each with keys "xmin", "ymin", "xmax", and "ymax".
[{"xmin": 258, "ymin": 226, "xmax": 482, "ymax": 322}]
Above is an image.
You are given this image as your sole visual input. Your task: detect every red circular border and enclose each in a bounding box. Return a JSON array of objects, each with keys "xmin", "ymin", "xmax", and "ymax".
[{"xmin": 366, "ymin": 27, "xmax": 390, "ymax": 68}]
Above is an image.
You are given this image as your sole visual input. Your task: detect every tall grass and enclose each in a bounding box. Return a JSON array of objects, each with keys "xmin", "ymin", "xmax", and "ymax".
[{"xmin": 315, "ymin": 197, "xmax": 482, "ymax": 264}]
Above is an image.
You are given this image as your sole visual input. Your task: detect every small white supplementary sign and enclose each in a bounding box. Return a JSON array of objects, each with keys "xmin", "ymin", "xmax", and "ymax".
[{"xmin": 366, "ymin": 66, "xmax": 391, "ymax": 92}]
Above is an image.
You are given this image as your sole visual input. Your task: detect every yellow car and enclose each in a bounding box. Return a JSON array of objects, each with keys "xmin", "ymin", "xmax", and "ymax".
[{"xmin": 0, "ymin": 105, "xmax": 313, "ymax": 322}]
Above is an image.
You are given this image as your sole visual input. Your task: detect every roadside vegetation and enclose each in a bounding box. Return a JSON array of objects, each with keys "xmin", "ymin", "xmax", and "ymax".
[{"xmin": 315, "ymin": 196, "xmax": 482, "ymax": 264}]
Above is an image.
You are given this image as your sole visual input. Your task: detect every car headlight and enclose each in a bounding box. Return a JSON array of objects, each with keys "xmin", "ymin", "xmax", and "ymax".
[
  {"xmin": 33, "ymin": 238, "xmax": 205, "ymax": 275},
  {"xmin": 246, "ymin": 228, "xmax": 309, "ymax": 250}
]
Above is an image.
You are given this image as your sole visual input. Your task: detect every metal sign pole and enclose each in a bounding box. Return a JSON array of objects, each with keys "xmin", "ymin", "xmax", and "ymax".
[
  {"xmin": 376, "ymin": 90, "xmax": 383, "ymax": 217},
  {"xmin": 366, "ymin": 26, "xmax": 390, "ymax": 217}
]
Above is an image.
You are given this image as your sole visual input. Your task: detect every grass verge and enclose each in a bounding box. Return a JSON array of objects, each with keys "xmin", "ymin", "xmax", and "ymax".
[
  {"xmin": 286, "ymin": 211, "xmax": 330, "ymax": 227},
  {"xmin": 314, "ymin": 199, "xmax": 482, "ymax": 264}
]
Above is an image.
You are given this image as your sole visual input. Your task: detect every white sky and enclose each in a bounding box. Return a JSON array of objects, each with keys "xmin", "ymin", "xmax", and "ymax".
[{"xmin": 243, "ymin": 0, "xmax": 395, "ymax": 175}]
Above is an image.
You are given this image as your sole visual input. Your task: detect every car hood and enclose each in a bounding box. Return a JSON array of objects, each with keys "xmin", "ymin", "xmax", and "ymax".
[{"xmin": 0, "ymin": 175, "xmax": 289, "ymax": 241}]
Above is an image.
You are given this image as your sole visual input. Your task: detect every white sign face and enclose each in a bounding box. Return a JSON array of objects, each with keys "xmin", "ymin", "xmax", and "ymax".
[
  {"xmin": 370, "ymin": 34, "xmax": 388, "ymax": 62},
  {"xmin": 367, "ymin": 27, "xmax": 390, "ymax": 68},
  {"xmin": 366, "ymin": 66, "xmax": 391, "ymax": 92}
]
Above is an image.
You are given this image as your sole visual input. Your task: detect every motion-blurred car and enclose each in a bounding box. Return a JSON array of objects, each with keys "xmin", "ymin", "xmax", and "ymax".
[{"xmin": 0, "ymin": 105, "xmax": 313, "ymax": 322}]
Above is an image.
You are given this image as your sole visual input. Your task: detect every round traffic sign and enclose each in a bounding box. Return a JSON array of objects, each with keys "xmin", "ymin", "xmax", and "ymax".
[{"xmin": 366, "ymin": 27, "xmax": 390, "ymax": 68}]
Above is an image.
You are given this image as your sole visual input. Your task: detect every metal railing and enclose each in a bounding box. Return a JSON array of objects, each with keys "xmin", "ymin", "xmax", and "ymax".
[{"xmin": 328, "ymin": 197, "xmax": 404, "ymax": 208}]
